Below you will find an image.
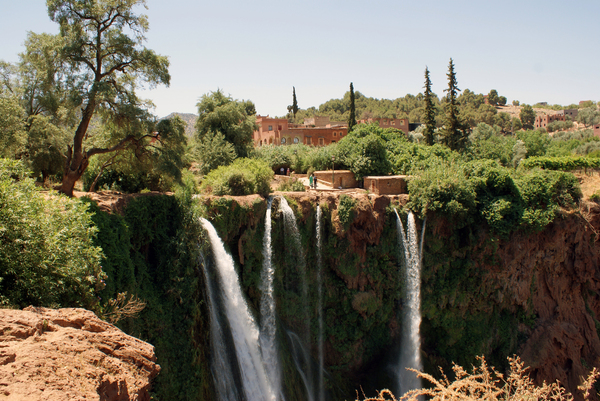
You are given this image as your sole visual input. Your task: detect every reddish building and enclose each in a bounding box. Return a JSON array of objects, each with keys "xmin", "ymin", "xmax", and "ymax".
[
  {"xmin": 534, "ymin": 113, "xmax": 565, "ymax": 129},
  {"xmin": 254, "ymin": 115, "xmax": 347, "ymax": 147},
  {"xmin": 594, "ymin": 124, "xmax": 600, "ymax": 138},
  {"xmin": 357, "ymin": 118, "xmax": 409, "ymax": 133}
]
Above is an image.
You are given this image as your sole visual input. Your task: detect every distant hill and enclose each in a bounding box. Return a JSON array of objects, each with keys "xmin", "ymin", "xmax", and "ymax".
[{"xmin": 161, "ymin": 112, "xmax": 198, "ymax": 137}]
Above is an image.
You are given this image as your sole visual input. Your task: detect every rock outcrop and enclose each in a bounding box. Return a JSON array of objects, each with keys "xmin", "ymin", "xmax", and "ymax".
[{"xmin": 0, "ymin": 307, "xmax": 160, "ymax": 401}]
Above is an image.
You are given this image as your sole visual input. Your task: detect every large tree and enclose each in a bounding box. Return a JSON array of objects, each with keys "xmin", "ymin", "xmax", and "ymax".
[
  {"xmin": 442, "ymin": 58, "xmax": 467, "ymax": 151},
  {"xmin": 45, "ymin": 0, "xmax": 170, "ymax": 196},
  {"xmin": 519, "ymin": 105, "xmax": 536, "ymax": 130},
  {"xmin": 423, "ymin": 66, "xmax": 436, "ymax": 145},
  {"xmin": 348, "ymin": 82, "xmax": 357, "ymax": 132},
  {"xmin": 576, "ymin": 107, "xmax": 600, "ymax": 128},
  {"xmin": 195, "ymin": 89, "xmax": 257, "ymax": 159}
]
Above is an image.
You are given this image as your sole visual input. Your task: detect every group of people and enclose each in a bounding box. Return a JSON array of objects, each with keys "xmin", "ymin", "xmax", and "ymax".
[{"xmin": 308, "ymin": 173, "xmax": 318, "ymax": 189}]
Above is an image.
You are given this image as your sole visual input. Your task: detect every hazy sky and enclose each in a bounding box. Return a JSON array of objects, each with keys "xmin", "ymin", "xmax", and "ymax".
[{"xmin": 2, "ymin": 0, "xmax": 599, "ymax": 118}]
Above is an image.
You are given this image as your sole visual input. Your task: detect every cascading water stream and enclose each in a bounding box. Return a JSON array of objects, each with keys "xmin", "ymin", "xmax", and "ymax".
[
  {"xmin": 198, "ymin": 251, "xmax": 241, "ymax": 401},
  {"xmin": 259, "ymin": 197, "xmax": 282, "ymax": 398},
  {"xmin": 279, "ymin": 196, "xmax": 314, "ymax": 401},
  {"xmin": 316, "ymin": 205, "xmax": 325, "ymax": 401},
  {"xmin": 394, "ymin": 210, "xmax": 424, "ymax": 396},
  {"xmin": 201, "ymin": 218, "xmax": 275, "ymax": 401}
]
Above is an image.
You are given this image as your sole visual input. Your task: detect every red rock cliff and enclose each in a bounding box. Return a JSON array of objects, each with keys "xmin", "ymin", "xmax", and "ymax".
[{"xmin": 0, "ymin": 307, "xmax": 160, "ymax": 401}]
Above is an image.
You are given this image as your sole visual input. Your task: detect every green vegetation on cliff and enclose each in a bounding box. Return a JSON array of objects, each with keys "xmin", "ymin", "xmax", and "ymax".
[{"xmin": 0, "ymin": 159, "xmax": 103, "ymax": 309}]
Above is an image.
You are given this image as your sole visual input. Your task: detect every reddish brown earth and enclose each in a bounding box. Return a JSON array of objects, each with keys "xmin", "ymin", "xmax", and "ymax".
[{"xmin": 0, "ymin": 307, "xmax": 159, "ymax": 401}]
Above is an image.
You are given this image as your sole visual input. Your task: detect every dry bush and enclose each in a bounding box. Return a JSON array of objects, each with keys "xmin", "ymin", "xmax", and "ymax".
[
  {"xmin": 357, "ymin": 356, "xmax": 599, "ymax": 401},
  {"xmin": 102, "ymin": 292, "xmax": 146, "ymax": 324}
]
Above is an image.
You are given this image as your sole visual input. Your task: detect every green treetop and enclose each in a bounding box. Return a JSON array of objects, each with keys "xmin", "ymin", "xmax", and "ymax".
[
  {"xmin": 195, "ymin": 89, "xmax": 257, "ymax": 159},
  {"xmin": 348, "ymin": 82, "xmax": 357, "ymax": 132},
  {"xmin": 442, "ymin": 58, "xmax": 467, "ymax": 151},
  {"xmin": 423, "ymin": 66, "xmax": 436, "ymax": 145}
]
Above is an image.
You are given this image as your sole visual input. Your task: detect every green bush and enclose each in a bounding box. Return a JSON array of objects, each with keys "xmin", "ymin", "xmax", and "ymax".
[
  {"xmin": 278, "ymin": 179, "xmax": 306, "ymax": 192},
  {"xmin": 464, "ymin": 160, "xmax": 523, "ymax": 237},
  {"xmin": 201, "ymin": 158, "xmax": 273, "ymax": 197},
  {"xmin": 0, "ymin": 159, "xmax": 104, "ymax": 308},
  {"xmin": 514, "ymin": 169, "xmax": 581, "ymax": 231},
  {"xmin": 408, "ymin": 158, "xmax": 581, "ymax": 235},
  {"xmin": 336, "ymin": 125, "xmax": 392, "ymax": 179},
  {"xmin": 520, "ymin": 156, "xmax": 600, "ymax": 171},
  {"xmin": 337, "ymin": 194, "xmax": 357, "ymax": 229},
  {"xmin": 407, "ymin": 160, "xmax": 477, "ymax": 228}
]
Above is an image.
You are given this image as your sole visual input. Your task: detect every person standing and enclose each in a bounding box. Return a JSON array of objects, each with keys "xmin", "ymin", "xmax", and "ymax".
[
  {"xmin": 314, "ymin": 176, "xmax": 318, "ymax": 189},
  {"xmin": 309, "ymin": 174, "xmax": 314, "ymax": 188}
]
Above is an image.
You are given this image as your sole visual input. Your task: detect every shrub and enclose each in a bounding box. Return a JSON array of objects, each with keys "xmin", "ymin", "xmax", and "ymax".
[
  {"xmin": 0, "ymin": 159, "xmax": 104, "ymax": 309},
  {"xmin": 359, "ymin": 356, "xmax": 597, "ymax": 401},
  {"xmin": 200, "ymin": 158, "xmax": 273, "ymax": 197},
  {"xmin": 515, "ymin": 169, "xmax": 581, "ymax": 231},
  {"xmin": 278, "ymin": 179, "xmax": 306, "ymax": 192},
  {"xmin": 336, "ymin": 124, "xmax": 393, "ymax": 179},
  {"xmin": 337, "ymin": 194, "xmax": 357, "ymax": 229},
  {"xmin": 407, "ymin": 160, "xmax": 477, "ymax": 228}
]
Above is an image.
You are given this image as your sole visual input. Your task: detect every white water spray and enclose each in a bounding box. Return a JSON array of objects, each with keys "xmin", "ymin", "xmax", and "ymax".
[
  {"xmin": 279, "ymin": 196, "xmax": 314, "ymax": 401},
  {"xmin": 198, "ymin": 252, "xmax": 241, "ymax": 401},
  {"xmin": 260, "ymin": 197, "xmax": 282, "ymax": 398},
  {"xmin": 316, "ymin": 205, "xmax": 325, "ymax": 401},
  {"xmin": 394, "ymin": 210, "xmax": 424, "ymax": 395},
  {"xmin": 201, "ymin": 218, "xmax": 276, "ymax": 401}
]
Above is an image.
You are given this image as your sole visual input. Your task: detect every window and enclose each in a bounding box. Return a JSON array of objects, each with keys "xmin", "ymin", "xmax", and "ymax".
[
  {"xmin": 391, "ymin": 120, "xmax": 395, "ymax": 126},
  {"xmin": 281, "ymin": 138, "xmax": 286, "ymax": 144},
  {"xmin": 333, "ymin": 132, "xmax": 337, "ymax": 136},
  {"xmin": 318, "ymin": 137, "xmax": 324, "ymax": 145},
  {"xmin": 278, "ymin": 125, "xmax": 282, "ymax": 131},
  {"xmin": 293, "ymin": 137, "xmax": 299, "ymax": 144},
  {"xmin": 306, "ymin": 136, "xmax": 312, "ymax": 145},
  {"xmin": 268, "ymin": 125, "xmax": 273, "ymax": 131}
]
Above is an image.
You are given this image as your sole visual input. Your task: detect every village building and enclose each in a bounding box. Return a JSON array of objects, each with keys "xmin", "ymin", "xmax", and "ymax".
[
  {"xmin": 254, "ymin": 115, "xmax": 409, "ymax": 147},
  {"xmin": 558, "ymin": 109, "xmax": 579, "ymax": 120},
  {"xmin": 357, "ymin": 117, "xmax": 409, "ymax": 133},
  {"xmin": 254, "ymin": 115, "xmax": 348, "ymax": 146},
  {"xmin": 534, "ymin": 113, "xmax": 565, "ymax": 129},
  {"xmin": 594, "ymin": 124, "xmax": 600, "ymax": 138}
]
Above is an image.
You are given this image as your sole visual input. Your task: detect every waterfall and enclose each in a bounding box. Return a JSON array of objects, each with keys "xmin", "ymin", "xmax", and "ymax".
[
  {"xmin": 394, "ymin": 210, "xmax": 424, "ymax": 395},
  {"xmin": 260, "ymin": 197, "xmax": 282, "ymax": 398},
  {"xmin": 316, "ymin": 205, "xmax": 325, "ymax": 401},
  {"xmin": 200, "ymin": 218, "xmax": 276, "ymax": 401},
  {"xmin": 279, "ymin": 196, "xmax": 314, "ymax": 401},
  {"xmin": 198, "ymin": 251, "xmax": 241, "ymax": 401}
]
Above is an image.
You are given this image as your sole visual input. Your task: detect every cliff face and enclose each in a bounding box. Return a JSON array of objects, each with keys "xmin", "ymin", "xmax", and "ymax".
[
  {"xmin": 495, "ymin": 202, "xmax": 600, "ymax": 396},
  {"xmin": 201, "ymin": 192, "xmax": 600, "ymax": 399},
  {"xmin": 0, "ymin": 307, "xmax": 160, "ymax": 401}
]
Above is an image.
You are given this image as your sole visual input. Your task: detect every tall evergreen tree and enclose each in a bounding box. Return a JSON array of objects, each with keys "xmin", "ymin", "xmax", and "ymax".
[
  {"xmin": 348, "ymin": 82, "xmax": 357, "ymax": 132},
  {"xmin": 423, "ymin": 67, "xmax": 436, "ymax": 145},
  {"xmin": 292, "ymin": 86, "xmax": 299, "ymax": 118},
  {"xmin": 442, "ymin": 58, "xmax": 466, "ymax": 151}
]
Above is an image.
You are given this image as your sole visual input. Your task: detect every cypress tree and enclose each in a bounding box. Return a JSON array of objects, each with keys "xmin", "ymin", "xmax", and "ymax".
[
  {"xmin": 348, "ymin": 82, "xmax": 357, "ymax": 133},
  {"xmin": 292, "ymin": 86, "xmax": 299, "ymax": 118},
  {"xmin": 442, "ymin": 58, "xmax": 466, "ymax": 151},
  {"xmin": 423, "ymin": 67, "xmax": 436, "ymax": 145}
]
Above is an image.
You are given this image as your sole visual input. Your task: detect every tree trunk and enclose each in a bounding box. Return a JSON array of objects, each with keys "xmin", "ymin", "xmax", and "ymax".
[
  {"xmin": 58, "ymin": 149, "xmax": 89, "ymax": 197},
  {"xmin": 58, "ymin": 99, "xmax": 96, "ymax": 197}
]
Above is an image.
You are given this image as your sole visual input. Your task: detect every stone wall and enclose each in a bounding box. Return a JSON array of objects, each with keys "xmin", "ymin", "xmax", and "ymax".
[
  {"xmin": 313, "ymin": 170, "xmax": 357, "ymax": 188},
  {"xmin": 363, "ymin": 175, "xmax": 409, "ymax": 195}
]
